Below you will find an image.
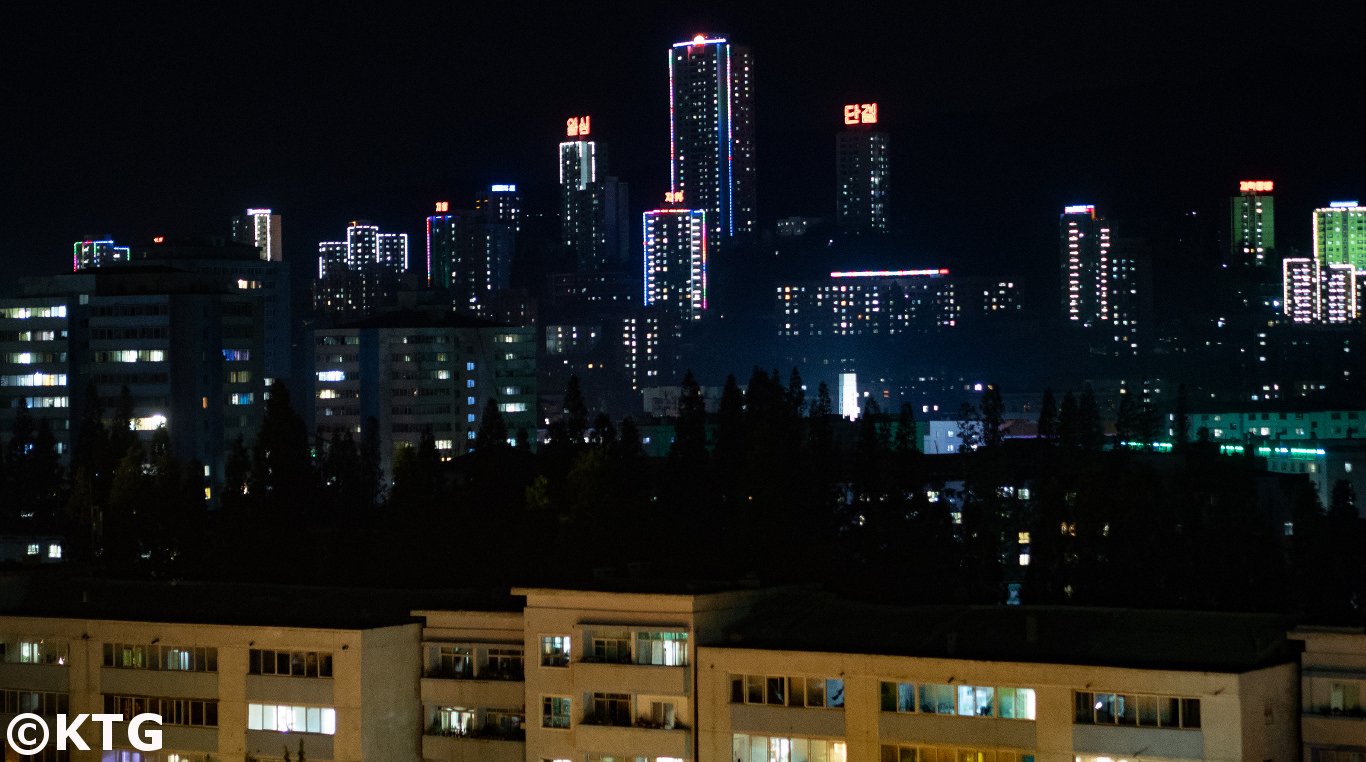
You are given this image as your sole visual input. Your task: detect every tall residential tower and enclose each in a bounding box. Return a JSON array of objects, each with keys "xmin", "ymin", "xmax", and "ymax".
[
  {"xmin": 559, "ymin": 116, "xmax": 630, "ymax": 273},
  {"xmin": 836, "ymin": 102, "xmax": 889, "ymax": 233},
  {"xmin": 668, "ymin": 35, "xmax": 755, "ymax": 244},
  {"xmin": 1230, "ymin": 180, "xmax": 1275, "ymax": 267}
]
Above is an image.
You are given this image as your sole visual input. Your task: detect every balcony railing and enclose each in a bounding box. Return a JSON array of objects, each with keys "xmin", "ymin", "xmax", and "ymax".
[
  {"xmin": 423, "ymin": 664, "xmax": 524, "ymax": 681},
  {"xmin": 580, "ymin": 713, "xmax": 686, "ymax": 731},
  {"xmin": 425, "ymin": 724, "xmax": 526, "ymax": 741},
  {"xmin": 1305, "ymin": 706, "xmax": 1366, "ymax": 718}
]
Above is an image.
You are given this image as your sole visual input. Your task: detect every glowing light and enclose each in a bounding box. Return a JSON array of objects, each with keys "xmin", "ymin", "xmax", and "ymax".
[
  {"xmin": 665, "ymin": 191, "xmax": 684, "ymax": 204},
  {"xmin": 490, "ymin": 184, "xmax": 516, "ymax": 193},
  {"xmin": 246, "ymin": 208, "xmax": 272, "ymax": 215},
  {"xmin": 830, "ymin": 269, "xmax": 950, "ymax": 278},
  {"xmin": 843, "ymin": 103, "xmax": 878, "ymax": 125},
  {"xmin": 434, "ymin": 201, "xmax": 449, "ymax": 213},
  {"xmin": 1239, "ymin": 180, "xmax": 1274, "ymax": 193},
  {"xmin": 1063, "ymin": 205, "xmax": 1096, "ymax": 215},
  {"xmin": 152, "ymin": 236, "xmax": 165, "ymax": 244},
  {"xmin": 1329, "ymin": 200, "xmax": 1360, "ymax": 208},
  {"xmin": 565, "ymin": 115, "xmax": 591, "ymax": 137}
]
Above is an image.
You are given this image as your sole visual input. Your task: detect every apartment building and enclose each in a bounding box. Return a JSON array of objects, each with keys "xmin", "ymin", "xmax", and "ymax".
[
  {"xmin": 699, "ymin": 595, "xmax": 1299, "ymax": 762},
  {"xmin": 313, "ymin": 308, "xmax": 536, "ymax": 471},
  {"xmin": 1292, "ymin": 627, "xmax": 1366, "ymax": 762},
  {"xmin": 0, "ymin": 580, "xmax": 1331, "ymax": 762},
  {"xmin": 0, "ymin": 578, "xmax": 421, "ymax": 762}
]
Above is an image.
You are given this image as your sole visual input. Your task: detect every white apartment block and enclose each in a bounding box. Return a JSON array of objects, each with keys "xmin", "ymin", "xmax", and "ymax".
[{"xmin": 0, "ymin": 582, "xmax": 1353, "ymax": 762}]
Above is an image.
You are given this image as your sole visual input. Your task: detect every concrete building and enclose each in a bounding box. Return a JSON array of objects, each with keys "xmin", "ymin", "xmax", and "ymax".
[
  {"xmin": 313, "ymin": 308, "xmax": 536, "ymax": 470},
  {"xmin": 699, "ymin": 596, "xmax": 1299, "ymax": 762},
  {"xmin": 72, "ymin": 239, "xmax": 131, "ymax": 270},
  {"xmin": 0, "ymin": 267, "xmax": 265, "ymax": 497},
  {"xmin": 0, "ymin": 581, "xmax": 1326, "ymax": 762},
  {"xmin": 230, "ymin": 208, "xmax": 283, "ymax": 262},
  {"xmin": 1231, "ymin": 180, "xmax": 1276, "ymax": 268},
  {"xmin": 777, "ymin": 269, "xmax": 958, "ymax": 338},
  {"xmin": 315, "ymin": 222, "xmax": 410, "ymax": 319},
  {"xmin": 669, "ymin": 34, "xmax": 756, "ymax": 242},
  {"xmin": 836, "ymin": 103, "xmax": 889, "ymax": 234},
  {"xmin": 515, "ymin": 586, "xmax": 771, "ymax": 762},
  {"xmin": 0, "ymin": 578, "xmax": 423, "ymax": 762},
  {"xmin": 1292, "ymin": 627, "xmax": 1366, "ymax": 762}
]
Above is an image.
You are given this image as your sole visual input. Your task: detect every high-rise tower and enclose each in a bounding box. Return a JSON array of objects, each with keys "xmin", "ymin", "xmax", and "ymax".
[
  {"xmin": 836, "ymin": 102, "xmax": 889, "ymax": 233},
  {"xmin": 668, "ymin": 34, "xmax": 755, "ymax": 244},
  {"xmin": 231, "ymin": 208, "xmax": 283, "ymax": 261},
  {"xmin": 1229, "ymin": 180, "xmax": 1275, "ymax": 267},
  {"xmin": 559, "ymin": 115, "xmax": 630, "ymax": 273}
]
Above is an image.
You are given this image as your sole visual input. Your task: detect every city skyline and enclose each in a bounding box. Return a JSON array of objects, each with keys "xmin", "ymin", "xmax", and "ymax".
[{"xmin": 5, "ymin": 5, "xmax": 1362, "ymax": 288}]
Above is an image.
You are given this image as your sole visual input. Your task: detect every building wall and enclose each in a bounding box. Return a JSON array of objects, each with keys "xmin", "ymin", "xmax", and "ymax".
[
  {"xmin": 1292, "ymin": 628, "xmax": 1366, "ymax": 762},
  {"xmin": 0, "ymin": 615, "xmax": 420, "ymax": 762},
  {"xmin": 698, "ymin": 647, "xmax": 1298, "ymax": 762}
]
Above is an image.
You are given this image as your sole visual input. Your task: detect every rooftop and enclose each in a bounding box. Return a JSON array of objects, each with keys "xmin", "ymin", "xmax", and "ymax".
[
  {"xmin": 719, "ymin": 591, "xmax": 1299, "ymax": 673},
  {"xmin": 0, "ymin": 573, "xmax": 520, "ymax": 630}
]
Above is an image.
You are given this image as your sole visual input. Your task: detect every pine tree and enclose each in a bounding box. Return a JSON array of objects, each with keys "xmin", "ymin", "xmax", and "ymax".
[
  {"xmin": 1037, "ymin": 389, "xmax": 1058, "ymax": 441},
  {"xmin": 980, "ymin": 384, "xmax": 1005, "ymax": 447}
]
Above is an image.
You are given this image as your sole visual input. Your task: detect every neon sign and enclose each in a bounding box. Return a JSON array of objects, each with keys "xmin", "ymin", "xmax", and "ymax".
[
  {"xmin": 152, "ymin": 236, "xmax": 164, "ymax": 244},
  {"xmin": 566, "ymin": 116, "xmax": 591, "ymax": 137},
  {"xmin": 664, "ymin": 191, "xmax": 684, "ymax": 204},
  {"xmin": 830, "ymin": 268, "xmax": 949, "ymax": 278},
  {"xmin": 1063, "ymin": 205, "xmax": 1095, "ymax": 215},
  {"xmin": 1239, "ymin": 180, "xmax": 1274, "ymax": 193},
  {"xmin": 1329, "ymin": 201, "xmax": 1360, "ymax": 208},
  {"xmin": 843, "ymin": 103, "xmax": 878, "ymax": 125},
  {"xmin": 490, "ymin": 184, "xmax": 516, "ymax": 193},
  {"xmin": 434, "ymin": 201, "xmax": 449, "ymax": 213}
]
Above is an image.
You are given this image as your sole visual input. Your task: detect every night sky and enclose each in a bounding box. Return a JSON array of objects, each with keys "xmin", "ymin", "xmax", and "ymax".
[{"xmin": 5, "ymin": 3, "xmax": 1363, "ymax": 290}]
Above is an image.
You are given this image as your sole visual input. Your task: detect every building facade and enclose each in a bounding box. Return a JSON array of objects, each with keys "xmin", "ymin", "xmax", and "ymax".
[
  {"xmin": 0, "ymin": 268, "xmax": 265, "ymax": 499},
  {"xmin": 560, "ymin": 136, "xmax": 630, "ymax": 274},
  {"xmin": 426, "ymin": 208, "xmax": 515, "ymax": 317},
  {"xmin": 230, "ymin": 208, "xmax": 283, "ymax": 262},
  {"xmin": 1315, "ymin": 202, "xmax": 1366, "ymax": 274},
  {"xmin": 836, "ymin": 104, "xmax": 889, "ymax": 234},
  {"xmin": 313, "ymin": 309, "xmax": 536, "ymax": 471},
  {"xmin": 315, "ymin": 222, "xmax": 410, "ymax": 319},
  {"xmin": 0, "ymin": 583, "xmax": 1327, "ymax": 762},
  {"xmin": 668, "ymin": 35, "xmax": 755, "ymax": 243},
  {"xmin": 72, "ymin": 239, "xmax": 131, "ymax": 270},
  {"xmin": 1283, "ymin": 259, "xmax": 1358, "ymax": 324},
  {"xmin": 1231, "ymin": 180, "xmax": 1276, "ymax": 267}
]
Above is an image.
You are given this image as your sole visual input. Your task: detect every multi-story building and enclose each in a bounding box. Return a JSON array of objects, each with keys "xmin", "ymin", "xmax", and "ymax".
[
  {"xmin": 516, "ymin": 586, "xmax": 768, "ymax": 762},
  {"xmin": 836, "ymin": 102, "xmax": 889, "ymax": 234},
  {"xmin": 560, "ymin": 123, "xmax": 631, "ymax": 274},
  {"xmin": 1292, "ymin": 627, "xmax": 1366, "ymax": 762},
  {"xmin": 776, "ymin": 269, "xmax": 957, "ymax": 337},
  {"xmin": 1060, "ymin": 204, "xmax": 1112, "ymax": 326},
  {"xmin": 668, "ymin": 34, "xmax": 755, "ymax": 243},
  {"xmin": 643, "ymin": 209, "xmax": 707, "ymax": 324},
  {"xmin": 0, "ymin": 267, "xmax": 265, "ymax": 501},
  {"xmin": 1230, "ymin": 180, "xmax": 1276, "ymax": 267},
  {"xmin": 0, "ymin": 581, "xmax": 1313, "ymax": 762},
  {"xmin": 315, "ymin": 221, "xmax": 409, "ymax": 319},
  {"xmin": 0, "ymin": 578, "xmax": 422, "ymax": 762},
  {"xmin": 426, "ymin": 205, "xmax": 515, "ymax": 317},
  {"xmin": 1060, "ymin": 205, "xmax": 1144, "ymax": 355},
  {"xmin": 72, "ymin": 239, "xmax": 130, "ymax": 270},
  {"xmin": 1283, "ymin": 259, "xmax": 1358, "ymax": 324},
  {"xmin": 476, "ymin": 184, "xmax": 522, "ymax": 234},
  {"xmin": 699, "ymin": 597, "xmax": 1298, "ymax": 762},
  {"xmin": 313, "ymin": 308, "xmax": 536, "ymax": 471},
  {"xmin": 1315, "ymin": 201, "xmax": 1366, "ymax": 273},
  {"xmin": 230, "ymin": 208, "xmax": 283, "ymax": 262},
  {"xmin": 1188, "ymin": 408, "xmax": 1366, "ymax": 444},
  {"xmin": 132, "ymin": 237, "xmax": 293, "ymax": 388}
]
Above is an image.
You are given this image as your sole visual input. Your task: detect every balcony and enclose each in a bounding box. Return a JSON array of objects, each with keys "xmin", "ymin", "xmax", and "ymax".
[
  {"xmin": 422, "ymin": 732, "xmax": 524, "ymax": 762},
  {"xmin": 574, "ymin": 721, "xmax": 689, "ymax": 758},
  {"xmin": 424, "ymin": 724, "xmax": 526, "ymax": 742},
  {"xmin": 424, "ymin": 664, "xmax": 523, "ymax": 681},
  {"xmin": 1303, "ymin": 707, "xmax": 1366, "ymax": 748},
  {"xmin": 573, "ymin": 661, "xmax": 688, "ymax": 695}
]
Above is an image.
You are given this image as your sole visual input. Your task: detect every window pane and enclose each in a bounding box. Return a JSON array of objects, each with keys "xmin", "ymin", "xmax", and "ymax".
[{"xmin": 322, "ymin": 708, "xmax": 336, "ymax": 735}]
